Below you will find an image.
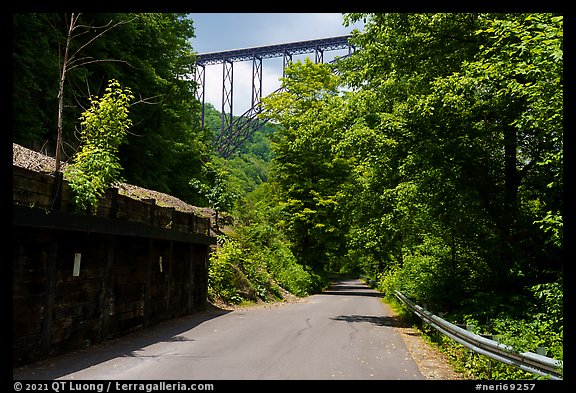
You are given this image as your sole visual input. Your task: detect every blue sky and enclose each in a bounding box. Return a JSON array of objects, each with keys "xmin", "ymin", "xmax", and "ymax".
[{"xmin": 188, "ymin": 13, "xmax": 364, "ymax": 115}]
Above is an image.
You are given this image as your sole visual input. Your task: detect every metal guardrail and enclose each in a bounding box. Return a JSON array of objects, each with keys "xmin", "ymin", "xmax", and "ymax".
[{"xmin": 394, "ymin": 290, "xmax": 563, "ymax": 380}]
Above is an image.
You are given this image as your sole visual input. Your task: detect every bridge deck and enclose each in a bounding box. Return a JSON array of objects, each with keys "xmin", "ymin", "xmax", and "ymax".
[{"xmin": 196, "ymin": 35, "xmax": 352, "ymax": 65}]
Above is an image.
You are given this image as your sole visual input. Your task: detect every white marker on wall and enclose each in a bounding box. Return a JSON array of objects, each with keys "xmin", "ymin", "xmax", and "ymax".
[{"xmin": 73, "ymin": 253, "xmax": 82, "ymax": 276}]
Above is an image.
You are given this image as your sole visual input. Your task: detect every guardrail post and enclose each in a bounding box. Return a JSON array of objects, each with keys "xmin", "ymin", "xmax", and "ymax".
[{"xmin": 536, "ymin": 347, "xmax": 547, "ymax": 356}]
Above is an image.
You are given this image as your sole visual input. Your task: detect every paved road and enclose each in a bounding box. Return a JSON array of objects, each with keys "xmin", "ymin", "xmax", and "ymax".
[{"xmin": 13, "ymin": 278, "xmax": 423, "ymax": 380}]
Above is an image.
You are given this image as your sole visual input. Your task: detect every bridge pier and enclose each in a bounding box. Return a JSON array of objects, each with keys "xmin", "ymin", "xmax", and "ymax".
[
  {"xmin": 252, "ymin": 55, "xmax": 262, "ymax": 109},
  {"xmin": 220, "ymin": 60, "xmax": 234, "ymax": 146},
  {"xmin": 193, "ymin": 63, "xmax": 205, "ymax": 127}
]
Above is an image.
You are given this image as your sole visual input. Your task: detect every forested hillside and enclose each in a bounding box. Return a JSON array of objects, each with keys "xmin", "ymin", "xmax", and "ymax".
[
  {"xmin": 13, "ymin": 13, "xmax": 211, "ymax": 205},
  {"xmin": 13, "ymin": 13, "xmax": 562, "ymax": 379}
]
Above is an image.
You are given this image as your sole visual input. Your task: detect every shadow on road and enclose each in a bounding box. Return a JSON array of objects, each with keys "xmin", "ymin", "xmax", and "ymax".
[
  {"xmin": 321, "ymin": 290, "xmax": 383, "ymax": 297},
  {"xmin": 325, "ymin": 279, "xmax": 413, "ymax": 329},
  {"xmin": 330, "ymin": 314, "xmax": 411, "ymax": 329},
  {"xmin": 321, "ymin": 279, "xmax": 383, "ymax": 298},
  {"xmin": 13, "ymin": 306, "xmax": 231, "ymax": 380}
]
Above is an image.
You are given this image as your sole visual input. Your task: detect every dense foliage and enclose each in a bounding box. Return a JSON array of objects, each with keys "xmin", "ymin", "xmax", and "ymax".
[
  {"xmin": 259, "ymin": 13, "xmax": 563, "ymax": 377},
  {"xmin": 207, "ymin": 183, "xmax": 328, "ymax": 304},
  {"xmin": 13, "ymin": 12, "xmax": 563, "ymax": 379},
  {"xmin": 13, "ymin": 13, "xmax": 211, "ymax": 205},
  {"xmin": 199, "ymin": 104, "xmax": 327, "ymax": 301}
]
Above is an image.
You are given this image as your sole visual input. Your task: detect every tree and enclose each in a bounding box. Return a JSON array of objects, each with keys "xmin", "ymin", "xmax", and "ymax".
[
  {"xmin": 54, "ymin": 13, "xmax": 133, "ymax": 173},
  {"xmin": 333, "ymin": 12, "xmax": 562, "ymax": 304},
  {"xmin": 190, "ymin": 158, "xmax": 239, "ymax": 230},
  {"xmin": 261, "ymin": 59, "xmax": 351, "ymax": 270},
  {"xmin": 13, "ymin": 14, "xmax": 60, "ymax": 149},
  {"xmin": 13, "ymin": 13, "xmax": 208, "ymax": 206},
  {"xmin": 65, "ymin": 79, "xmax": 134, "ymax": 214},
  {"xmin": 111, "ymin": 13, "xmax": 208, "ymax": 204},
  {"xmin": 409, "ymin": 13, "xmax": 563, "ymax": 289}
]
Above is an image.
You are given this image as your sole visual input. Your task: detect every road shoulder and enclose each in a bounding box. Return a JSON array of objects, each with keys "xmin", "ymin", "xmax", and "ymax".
[{"xmin": 380, "ymin": 300, "xmax": 468, "ymax": 380}]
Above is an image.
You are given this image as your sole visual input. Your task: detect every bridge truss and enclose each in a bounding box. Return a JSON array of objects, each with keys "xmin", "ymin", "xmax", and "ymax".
[{"xmin": 194, "ymin": 35, "xmax": 353, "ymax": 158}]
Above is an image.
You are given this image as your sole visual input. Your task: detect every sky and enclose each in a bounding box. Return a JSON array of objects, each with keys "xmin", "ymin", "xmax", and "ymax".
[{"xmin": 188, "ymin": 13, "xmax": 364, "ymax": 116}]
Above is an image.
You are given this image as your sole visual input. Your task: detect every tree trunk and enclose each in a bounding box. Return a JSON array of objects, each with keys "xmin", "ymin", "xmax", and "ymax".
[
  {"xmin": 497, "ymin": 124, "xmax": 521, "ymax": 285},
  {"xmin": 55, "ymin": 14, "xmax": 75, "ymax": 174}
]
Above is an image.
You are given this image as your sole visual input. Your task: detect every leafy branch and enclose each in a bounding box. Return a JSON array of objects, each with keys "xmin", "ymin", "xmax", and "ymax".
[
  {"xmin": 64, "ymin": 79, "xmax": 134, "ymax": 214},
  {"xmin": 54, "ymin": 13, "xmax": 137, "ymax": 173}
]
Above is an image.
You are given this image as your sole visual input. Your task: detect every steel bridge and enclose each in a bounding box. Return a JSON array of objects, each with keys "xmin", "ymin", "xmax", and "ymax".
[{"xmin": 194, "ymin": 35, "xmax": 353, "ymax": 158}]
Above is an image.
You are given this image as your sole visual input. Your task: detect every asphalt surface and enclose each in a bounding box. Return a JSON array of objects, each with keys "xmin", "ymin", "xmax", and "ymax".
[{"xmin": 13, "ymin": 278, "xmax": 424, "ymax": 380}]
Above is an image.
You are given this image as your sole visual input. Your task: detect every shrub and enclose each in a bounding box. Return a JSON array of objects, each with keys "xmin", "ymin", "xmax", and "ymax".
[{"xmin": 64, "ymin": 79, "xmax": 133, "ymax": 214}]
